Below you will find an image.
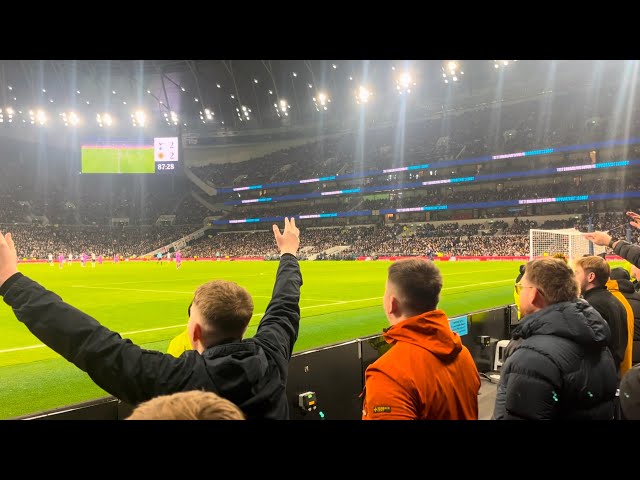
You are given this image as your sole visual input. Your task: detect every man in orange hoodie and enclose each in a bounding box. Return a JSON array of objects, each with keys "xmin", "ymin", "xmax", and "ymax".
[{"xmin": 361, "ymin": 258, "xmax": 480, "ymax": 420}]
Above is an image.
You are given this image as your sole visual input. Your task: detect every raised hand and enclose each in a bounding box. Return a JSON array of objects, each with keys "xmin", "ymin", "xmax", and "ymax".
[
  {"xmin": 583, "ymin": 231, "xmax": 612, "ymax": 247},
  {"xmin": 272, "ymin": 217, "xmax": 300, "ymax": 256},
  {"xmin": 627, "ymin": 211, "xmax": 640, "ymax": 230},
  {"xmin": 0, "ymin": 232, "xmax": 19, "ymax": 288}
]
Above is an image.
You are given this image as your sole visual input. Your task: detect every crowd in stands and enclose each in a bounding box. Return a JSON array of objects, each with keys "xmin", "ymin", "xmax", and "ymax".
[
  {"xmin": 191, "ymin": 89, "xmax": 640, "ymax": 196},
  {"xmin": 219, "ymin": 174, "xmax": 640, "ymax": 223},
  {"xmin": 178, "ymin": 212, "xmax": 636, "ymax": 259},
  {"xmin": 183, "ymin": 231, "xmax": 280, "ymax": 258},
  {"xmin": 8, "ymin": 224, "xmax": 197, "ymax": 259},
  {"xmin": 6, "ymin": 211, "xmax": 639, "ymax": 260}
]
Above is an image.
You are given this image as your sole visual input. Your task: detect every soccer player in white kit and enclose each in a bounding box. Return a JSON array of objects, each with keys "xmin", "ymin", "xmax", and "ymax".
[{"xmin": 48, "ymin": 253, "xmax": 54, "ymax": 267}]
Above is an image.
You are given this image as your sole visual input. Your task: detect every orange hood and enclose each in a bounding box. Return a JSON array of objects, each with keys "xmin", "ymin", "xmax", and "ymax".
[{"xmin": 383, "ymin": 309, "xmax": 463, "ymax": 361}]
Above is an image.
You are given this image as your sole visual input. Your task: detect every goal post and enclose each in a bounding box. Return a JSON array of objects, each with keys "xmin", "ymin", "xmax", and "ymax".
[{"xmin": 529, "ymin": 228, "xmax": 606, "ymax": 261}]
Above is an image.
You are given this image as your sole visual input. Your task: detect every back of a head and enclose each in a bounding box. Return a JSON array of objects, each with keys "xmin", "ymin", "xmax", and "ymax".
[
  {"xmin": 575, "ymin": 256, "xmax": 611, "ymax": 287},
  {"xmin": 526, "ymin": 257, "xmax": 579, "ymax": 305},
  {"xmin": 552, "ymin": 252, "xmax": 568, "ymax": 263},
  {"xmin": 193, "ymin": 280, "xmax": 254, "ymax": 340},
  {"xmin": 388, "ymin": 257, "xmax": 443, "ymax": 316},
  {"xmin": 127, "ymin": 390, "xmax": 246, "ymax": 420},
  {"xmin": 610, "ymin": 267, "xmax": 631, "ymax": 282}
]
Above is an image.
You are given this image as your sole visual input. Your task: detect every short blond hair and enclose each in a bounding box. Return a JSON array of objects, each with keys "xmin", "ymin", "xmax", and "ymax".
[
  {"xmin": 574, "ymin": 255, "xmax": 610, "ymax": 287},
  {"xmin": 552, "ymin": 252, "xmax": 568, "ymax": 263},
  {"xmin": 192, "ymin": 280, "xmax": 254, "ymax": 341},
  {"xmin": 127, "ymin": 390, "xmax": 245, "ymax": 420},
  {"xmin": 525, "ymin": 257, "xmax": 579, "ymax": 304}
]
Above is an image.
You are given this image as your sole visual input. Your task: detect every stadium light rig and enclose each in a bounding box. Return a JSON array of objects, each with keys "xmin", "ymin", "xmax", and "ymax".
[
  {"xmin": 131, "ymin": 110, "xmax": 146, "ymax": 127},
  {"xmin": 61, "ymin": 111, "xmax": 80, "ymax": 127},
  {"xmin": 355, "ymin": 85, "xmax": 372, "ymax": 104},
  {"xmin": 442, "ymin": 61, "xmax": 464, "ymax": 84},
  {"xmin": 276, "ymin": 99, "xmax": 290, "ymax": 117},
  {"xmin": 35, "ymin": 109, "xmax": 47, "ymax": 126},
  {"xmin": 494, "ymin": 60, "xmax": 517, "ymax": 69},
  {"xmin": 313, "ymin": 92, "xmax": 330, "ymax": 111},
  {"xmin": 96, "ymin": 113, "xmax": 113, "ymax": 127},
  {"xmin": 395, "ymin": 71, "xmax": 416, "ymax": 94},
  {"xmin": 241, "ymin": 105, "xmax": 251, "ymax": 121}
]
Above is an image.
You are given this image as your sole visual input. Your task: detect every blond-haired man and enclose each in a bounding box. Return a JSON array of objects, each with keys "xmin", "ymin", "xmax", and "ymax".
[{"xmin": 0, "ymin": 218, "xmax": 302, "ymax": 420}]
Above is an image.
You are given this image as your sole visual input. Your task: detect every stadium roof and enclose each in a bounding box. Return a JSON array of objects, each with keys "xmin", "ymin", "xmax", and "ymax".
[{"xmin": 0, "ymin": 60, "xmax": 630, "ymax": 131}]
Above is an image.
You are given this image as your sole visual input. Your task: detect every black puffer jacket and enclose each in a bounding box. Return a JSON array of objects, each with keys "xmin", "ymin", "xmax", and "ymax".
[
  {"xmin": 613, "ymin": 240, "xmax": 640, "ymax": 268},
  {"xmin": 493, "ymin": 299, "xmax": 618, "ymax": 420}
]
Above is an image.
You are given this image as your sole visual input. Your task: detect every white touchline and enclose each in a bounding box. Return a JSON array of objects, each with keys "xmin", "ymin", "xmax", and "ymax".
[
  {"xmin": 86, "ymin": 272, "xmax": 270, "ymax": 287},
  {"xmin": 71, "ymin": 285, "xmax": 272, "ymax": 297},
  {"xmin": 3, "ymin": 279, "xmax": 514, "ymax": 354},
  {"xmin": 72, "ymin": 285, "xmax": 194, "ymax": 294}
]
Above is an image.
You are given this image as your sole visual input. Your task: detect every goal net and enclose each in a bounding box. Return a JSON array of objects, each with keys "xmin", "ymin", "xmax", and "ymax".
[{"xmin": 529, "ymin": 228, "xmax": 606, "ymax": 261}]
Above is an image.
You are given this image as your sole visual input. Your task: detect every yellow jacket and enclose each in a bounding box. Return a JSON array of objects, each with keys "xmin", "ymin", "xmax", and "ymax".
[
  {"xmin": 167, "ymin": 328, "xmax": 192, "ymax": 357},
  {"xmin": 514, "ymin": 265, "xmax": 526, "ymax": 320},
  {"xmin": 606, "ymin": 279, "xmax": 634, "ymax": 376}
]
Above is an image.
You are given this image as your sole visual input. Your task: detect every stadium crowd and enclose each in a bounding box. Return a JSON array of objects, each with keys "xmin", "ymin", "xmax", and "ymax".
[
  {"xmin": 4, "ymin": 211, "xmax": 639, "ymax": 260},
  {"xmin": 8, "ymin": 224, "xmax": 196, "ymax": 259}
]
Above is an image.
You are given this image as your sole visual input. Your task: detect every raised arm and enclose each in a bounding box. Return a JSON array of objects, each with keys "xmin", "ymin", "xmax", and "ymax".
[
  {"xmin": 254, "ymin": 218, "xmax": 303, "ymax": 360},
  {"xmin": 0, "ymin": 230, "xmax": 194, "ymax": 406}
]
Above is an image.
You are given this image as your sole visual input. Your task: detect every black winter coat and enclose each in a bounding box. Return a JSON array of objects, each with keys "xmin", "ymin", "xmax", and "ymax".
[
  {"xmin": 493, "ymin": 299, "xmax": 617, "ymax": 420},
  {"xmin": 583, "ymin": 286, "xmax": 628, "ymax": 376}
]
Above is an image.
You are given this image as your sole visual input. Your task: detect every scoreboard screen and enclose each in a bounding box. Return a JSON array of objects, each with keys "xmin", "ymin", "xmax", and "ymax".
[{"xmin": 81, "ymin": 136, "xmax": 179, "ymax": 174}]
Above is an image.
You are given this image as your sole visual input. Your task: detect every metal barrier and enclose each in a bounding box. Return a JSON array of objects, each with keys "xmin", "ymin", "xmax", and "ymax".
[{"xmin": 15, "ymin": 304, "xmax": 516, "ymax": 420}]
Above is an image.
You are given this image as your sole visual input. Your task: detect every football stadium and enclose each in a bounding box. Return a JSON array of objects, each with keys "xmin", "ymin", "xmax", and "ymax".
[{"xmin": 0, "ymin": 60, "xmax": 639, "ymax": 421}]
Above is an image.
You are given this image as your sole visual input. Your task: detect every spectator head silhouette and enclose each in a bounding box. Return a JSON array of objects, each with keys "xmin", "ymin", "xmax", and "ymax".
[
  {"xmin": 518, "ymin": 258, "xmax": 579, "ymax": 318},
  {"xmin": 127, "ymin": 390, "xmax": 245, "ymax": 420},
  {"xmin": 187, "ymin": 280, "xmax": 254, "ymax": 352},
  {"xmin": 384, "ymin": 257, "xmax": 443, "ymax": 324}
]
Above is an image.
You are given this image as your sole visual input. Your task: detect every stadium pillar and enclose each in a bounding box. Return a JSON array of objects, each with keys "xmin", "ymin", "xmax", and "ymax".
[{"xmin": 588, "ymin": 215, "xmax": 594, "ymax": 255}]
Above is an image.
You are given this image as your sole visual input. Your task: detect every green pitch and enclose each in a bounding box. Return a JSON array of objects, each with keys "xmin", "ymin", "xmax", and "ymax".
[
  {"xmin": 0, "ymin": 259, "xmax": 625, "ymax": 419},
  {"xmin": 81, "ymin": 147, "xmax": 155, "ymax": 174}
]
